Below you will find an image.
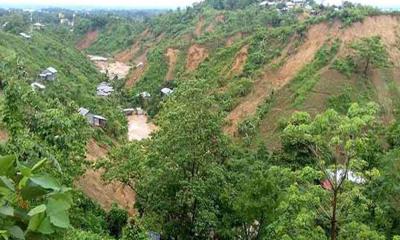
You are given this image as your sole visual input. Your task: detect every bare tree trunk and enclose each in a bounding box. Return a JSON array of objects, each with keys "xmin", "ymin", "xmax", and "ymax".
[
  {"xmin": 331, "ymin": 190, "xmax": 338, "ymax": 240},
  {"xmin": 364, "ymin": 58, "xmax": 370, "ymax": 76}
]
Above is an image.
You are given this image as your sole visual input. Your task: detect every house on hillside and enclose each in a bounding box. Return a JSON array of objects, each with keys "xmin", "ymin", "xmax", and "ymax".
[
  {"xmin": 161, "ymin": 88, "xmax": 173, "ymax": 96},
  {"xmin": 321, "ymin": 169, "xmax": 366, "ymax": 190},
  {"xmin": 31, "ymin": 82, "xmax": 46, "ymax": 91},
  {"xmin": 33, "ymin": 22, "xmax": 45, "ymax": 30},
  {"xmin": 123, "ymin": 107, "xmax": 145, "ymax": 116},
  {"xmin": 39, "ymin": 67, "xmax": 57, "ymax": 81},
  {"xmin": 259, "ymin": 1, "xmax": 277, "ymax": 7},
  {"xmin": 97, "ymin": 82, "xmax": 114, "ymax": 97},
  {"xmin": 140, "ymin": 91, "xmax": 151, "ymax": 99},
  {"xmin": 136, "ymin": 62, "xmax": 144, "ymax": 68},
  {"xmin": 19, "ymin": 33, "xmax": 32, "ymax": 40},
  {"xmin": 78, "ymin": 107, "xmax": 107, "ymax": 127},
  {"xmin": 88, "ymin": 55, "xmax": 108, "ymax": 61}
]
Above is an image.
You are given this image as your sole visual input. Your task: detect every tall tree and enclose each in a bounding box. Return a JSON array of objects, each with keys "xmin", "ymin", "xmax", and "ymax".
[
  {"xmin": 351, "ymin": 36, "xmax": 389, "ymax": 75},
  {"xmin": 281, "ymin": 103, "xmax": 382, "ymax": 240},
  {"xmin": 136, "ymin": 81, "xmax": 230, "ymax": 239}
]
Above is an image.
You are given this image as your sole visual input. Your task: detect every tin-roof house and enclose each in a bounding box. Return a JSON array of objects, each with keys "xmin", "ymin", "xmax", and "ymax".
[
  {"xmin": 39, "ymin": 67, "xmax": 58, "ymax": 81},
  {"xmin": 97, "ymin": 82, "xmax": 114, "ymax": 97},
  {"xmin": 31, "ymin": 82, "xmax": 46, "ymax": 91},
  {"xmin": 33, "ymin": 22, "xmax": 45, "ymax": 30},
  {"xmin": 161, "ymin": 88, "xmax": 173, "ymax": 96},
  {"xmin": 78, "ymin": 107, "xmax": 107, "ymax": 127},
  {"xmin": 321, "ymin": 169, "xmax": 366, "ymax": 190},
  {"xmin": 20, "ymin": 33, "xmax": 32, "ymax": 39}
]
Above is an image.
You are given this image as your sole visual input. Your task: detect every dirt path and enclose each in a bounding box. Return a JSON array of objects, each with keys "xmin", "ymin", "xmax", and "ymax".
[
  {"xmin": 229, "ymin": 45, "xmax": 248, "ymax": 77},
  {"xmin": 224, "ymin": 23, "xmax": 332, "ymax": 135},
  {"xmin": 128, "ymin": 115, "xmax": 157, "ymax": 141},
  {"xmin": 186, "ymin": 44, "xmax": 208, "ymax": 71},
  {"xmin": 76, "ymin": 139, "xmax": 137, "ymax": 216},
  {"xmin": 194, "ymin": 16, "xmax": 205, "ymax": 37},
  {"xmin": 165, "ymin": 48, "xmax": 180, "ymax": 81},
  {"xmin": 76, "ymin": 31, "xmax": 98, "ymax": 50}
]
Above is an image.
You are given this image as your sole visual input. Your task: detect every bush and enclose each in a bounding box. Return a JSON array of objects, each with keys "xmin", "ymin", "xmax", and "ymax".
[
  {"xmin": 332, "ymin": 56, "xmax": 356, "ymax": 77},
  {"xmin": 106, "ymin": 205, "xmax": 129, "ymax": 238}
]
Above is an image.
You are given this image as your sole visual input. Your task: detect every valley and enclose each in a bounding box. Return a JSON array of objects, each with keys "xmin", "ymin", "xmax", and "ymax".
[{"xmin": 1, "ymin": 1, "xmax": 400, "ymax": 239}]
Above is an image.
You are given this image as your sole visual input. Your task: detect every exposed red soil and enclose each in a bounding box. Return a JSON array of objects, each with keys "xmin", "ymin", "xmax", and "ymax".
[
  {"xmin": 76, "ymin": 139, "xmax": 137, "ymax": 216},
  {"xmin": 0, "ymin": 129, "xmax": 8, "ymax": 142},
  {"xmin": 194, "ymin": 16, "xmax": 205, "ymax": 37},
  {"xmin": 76, "ymin": 169, "xmax": 136, "ymax": 216},
  {"xmin": 205, "ymin": 14, "xmax": 225, "ymax": 33},
  {"xmin": 76, "ymin": 31, "xmax": 98, "ymax": 50},
  {"xmin": 125, "ymin": 52, "xmax": 148, "ymax": 88},
  {"xmin": 165, "ymin": 48, "xmax": 180, "ymax": 81},
  {"xmin": 85, "ymin": 139, "xmax": 109, "ymax": 162},
  {"xmin": 225, "ymin": 23, "xmax": 331, "ymax": 134},
  {"xmin": 226, "ymin": 32, "xmax": 244, "ymax": 47},
  {"xmin": 225, "ymin": 16, "xmax": 400, "ymax": 135},
  {"xmin": 229, "ymin": 45, "xmax": 248, "ymax": 77},
  {"xmin": 115, "ymin": 41, "xmax": 141, "ymax": 63},
  {"xmin": 186, "ymin": 44, "xmax": 208, "ymax": 71}
]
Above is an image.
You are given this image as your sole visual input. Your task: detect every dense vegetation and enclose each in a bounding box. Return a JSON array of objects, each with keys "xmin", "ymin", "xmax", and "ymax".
[{"xmin": 1, "ymin": 1, "xmax": 400, "ymax": 240}]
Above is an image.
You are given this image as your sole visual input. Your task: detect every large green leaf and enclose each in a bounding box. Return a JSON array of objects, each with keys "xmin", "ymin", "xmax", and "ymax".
[
  {"xmin": 29, "ymin": 176, "xmax": 60, "ymax": 191},
  {"xmin": 27, "ymin": 212, "xmax": 45, "ymax": 232},
  {"xmin": 37, "ymin": 217, "xmax": 55, "ymax": 235},
  {"xmin": 46, "ymin": 198, "xmax": 70, "ymax": 229},
  {"xmin": 0, "ymin": 206, "xmax": 14, "ymax": 217},
  {"xmin": 27, "ymin": 205, "xmax": 46, "ymax": 217},
  {"xmin": 20, "ymin": 182, "xmax": 48, "ymax": 200},
  {"xmin": 0, "ymin": 177, "xmax": 14, "ymax": 191},
  {"xmin": 7, "ymin": 226, "xmax": 24, "ymax": 240},
  {"xmin": 0, "ymin": 156, "xmax": 15, "ymax": 176},
  {"xmin": 49, "ymin": 211, "xmax": 70, "ymax": 229}
]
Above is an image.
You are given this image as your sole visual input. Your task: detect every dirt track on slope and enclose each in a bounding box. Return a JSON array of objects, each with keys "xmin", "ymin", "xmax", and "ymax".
[
  {"xmin": 229, "ymin": 45, "xmax": 249, "ymax": 77},
  {"xmin": 76, "ymin": 31, "xmax": 98, "ymax": 50},
  {"xmin": 165, "ymin": 48, "xmax": 180, "ymax": 81},
  {"xmin": 194, "ymin": 16, "xmax": 205, "ymax": 37}
]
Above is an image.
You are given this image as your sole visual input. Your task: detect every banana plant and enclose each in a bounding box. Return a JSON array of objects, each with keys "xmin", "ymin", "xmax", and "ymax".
[{"xmin": 0, "ymin": 155, "xmax": 72, "ymax": 240}]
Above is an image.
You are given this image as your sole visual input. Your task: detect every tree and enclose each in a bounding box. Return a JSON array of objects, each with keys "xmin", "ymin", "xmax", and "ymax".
[
  {"xmin": 135, "ymin": 81, "xmax": 229, "ymax": 239},
  {"xmin": 0, "ymin": 155, "xmax": 72, "ymax": 239},
  {"xmin": 282, "ymin": 103, "xmax": 382, "ymax": 240},
  {"xmin": 350, "ymin": 36, "xmax": 389, "ymax": 75}
]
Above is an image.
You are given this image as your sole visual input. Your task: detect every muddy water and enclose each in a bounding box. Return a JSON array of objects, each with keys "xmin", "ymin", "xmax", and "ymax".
[{"xmin": 127, "ymin": 115, "xmax": 157, "ymax": 141}]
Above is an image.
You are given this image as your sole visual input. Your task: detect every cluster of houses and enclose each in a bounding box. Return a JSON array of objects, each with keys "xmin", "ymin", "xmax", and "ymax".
[
  {"xmin": 97, "ymin": 82, "xmax": 114, "ymax": 97},
  {"xmin": 31, "ymin": 67, "xmax": 58, "ymax": 91},
  {"xmin": 259, "ymin": 0, "xmax": 314, "ymax": 12}
]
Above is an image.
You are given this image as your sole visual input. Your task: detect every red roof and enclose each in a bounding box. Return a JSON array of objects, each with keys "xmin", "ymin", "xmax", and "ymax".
[{"xmin": 321, "ymin": 179, "xmax": 333, "ymax": 191}]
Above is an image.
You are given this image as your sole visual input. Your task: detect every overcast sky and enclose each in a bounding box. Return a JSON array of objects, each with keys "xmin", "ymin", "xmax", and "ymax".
[{"xmin": 0, "ymin": 0, "xmax": 398, "ymax": 9}]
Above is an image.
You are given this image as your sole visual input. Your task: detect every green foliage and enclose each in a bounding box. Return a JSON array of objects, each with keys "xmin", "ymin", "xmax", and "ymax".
[
  {"xmin": 0, "ymin": 155, "xmax": 72, "ymax": 239},
  {"xmin": 291, "ymin": 40, "xmax": 340, "ymax": 106},
  {"xmin": 351, "ymin": 36, "xmax": 389, "ymax": 75},
  {"xmin": 136, "ymin": 82, "xmax": 229, "ymax": 238},
  {"xmin": 332, "ymin": 56, "xmax": 356, "ymax": 77},
  {"xmin": 244, "ymin": 27, "xmax": 293, "ymax": 76},
  {"xmin": 61, "ymin": 228, "xmax": 113, "ymax": 240},
  {"xmin": 106, "ymin": 205, "xmax": 128, "ymax": 238},
  {"xmin": 326, "ymin": 89, "xmax": 353, "ymax": 114}
]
